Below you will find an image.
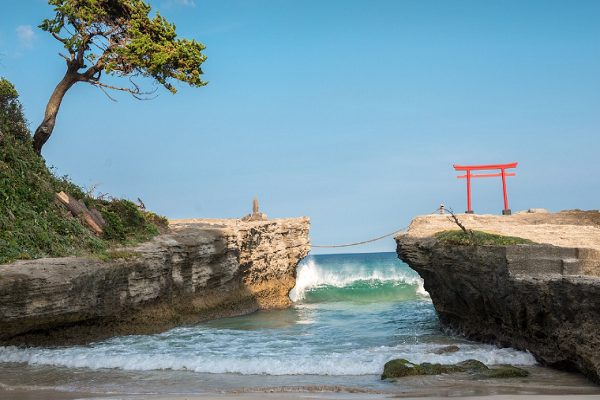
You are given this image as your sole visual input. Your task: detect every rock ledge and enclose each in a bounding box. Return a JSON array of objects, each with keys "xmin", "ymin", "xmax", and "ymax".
[
  {"xmin": 395, "ymin": 210, "xmax": 600, "ymax": 384},
  {"xmin": 0, "ymin": 217, "xmax": 310, "ymax": 346}
]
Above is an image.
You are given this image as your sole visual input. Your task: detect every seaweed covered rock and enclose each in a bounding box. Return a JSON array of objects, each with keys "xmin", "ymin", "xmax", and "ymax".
[
  {"xmin": 380, "ymin": 359, "xmax": 459, "ymax": 379},
  {"xmin": 381, "ymin": 358, "xmax": 528, "ymax": 380},
  {"xmin": 488, "ymin": 365, "xmax": 530, "ymax": 378}
]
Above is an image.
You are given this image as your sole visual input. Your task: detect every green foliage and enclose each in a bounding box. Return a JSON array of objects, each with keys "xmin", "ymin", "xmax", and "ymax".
[
  {"xmin": 144, "ymin": 210, "xmax": 169, "ymax": 232},
  {"xmin": 435, "ymin": 230, "xmax": 537, "ymax": 246},
  {"xmin": 100, "ymin": 199, "xmax": 144, "ymax": 240},
  {"xmin": 0, "ymin": 97, "xmax": 106, "ymax": 262},
  {"xmin": 97, "ymin": 199, "xmax": 160, "ymax": 243},
  {"xmin": 0, "ymin": 78, "xmax": 29, "ymax": 140},
  {"xmin": 40, "ymin": 0, "xmax": 207, "ymax": 95},
  {"xmin": 0, "ymin": 77, "xmax": 167, "ymax": 264}
]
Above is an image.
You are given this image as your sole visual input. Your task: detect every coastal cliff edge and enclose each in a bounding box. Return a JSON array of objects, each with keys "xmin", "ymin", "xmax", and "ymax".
[
  {"xmin": 395, "ymin": 210, "xmax": 600, "ymax": 384},
  {"xmin": 0, "ymin": 217, "xmax": 310, "ymax": 346}
]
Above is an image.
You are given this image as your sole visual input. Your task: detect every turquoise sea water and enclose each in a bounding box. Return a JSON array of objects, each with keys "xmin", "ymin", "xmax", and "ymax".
[{"xmin": 1, "ymin": 252, "xmax": 599, "ymax": 397}]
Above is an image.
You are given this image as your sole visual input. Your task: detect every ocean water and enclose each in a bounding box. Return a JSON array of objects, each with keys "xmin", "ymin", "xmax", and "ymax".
[{"xmin": 0, "ymin": 252, "xmax": 599, "ymax": 397}]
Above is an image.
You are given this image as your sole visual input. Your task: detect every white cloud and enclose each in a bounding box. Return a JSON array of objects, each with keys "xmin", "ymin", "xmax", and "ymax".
[{"xmin": 16, "ymin": 25, "xmax": 37, "ymax": 49}]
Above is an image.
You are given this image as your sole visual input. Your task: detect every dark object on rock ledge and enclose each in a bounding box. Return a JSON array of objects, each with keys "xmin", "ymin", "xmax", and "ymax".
[
  {"xmin": 381, "ymin": 358, "xmax": 528, "ymax": 380},
  {"xmin": 242, "ymin": 196, "xmax": 268, "ymax": 221}
]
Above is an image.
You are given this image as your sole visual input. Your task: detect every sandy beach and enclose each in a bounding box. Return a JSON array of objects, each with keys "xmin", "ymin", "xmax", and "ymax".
[
  {"xmin": 3, "ymin": 391, "xmax": 600, "ymax": 400},
  {"xmin": 99, "ymin": 395, "xmax": 600, "ymax": 400},
  {"xmin": 90, "ymin": 395, "xmax": 600, "ymax": 400}
]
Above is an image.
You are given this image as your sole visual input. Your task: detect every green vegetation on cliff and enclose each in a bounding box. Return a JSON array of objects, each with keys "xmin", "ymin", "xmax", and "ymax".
[
  {"xmin": 435, "ymin": 230, "xmax": 537, "ymax": 246},
  {"xmin": 0, "ymin": 77, "xmax": 167, "ymax": 264}
]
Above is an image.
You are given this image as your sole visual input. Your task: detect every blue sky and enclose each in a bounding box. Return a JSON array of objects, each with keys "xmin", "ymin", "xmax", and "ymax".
[{"xmin": 1, "ymin": 0, "xmax": 599, "ymax": 254}]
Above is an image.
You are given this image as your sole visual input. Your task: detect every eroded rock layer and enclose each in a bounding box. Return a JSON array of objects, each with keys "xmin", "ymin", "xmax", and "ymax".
[
  {"xmin": 395, "ymin": 210, "xmax": 600, "ymax": 384},
  {"xmin": 0, "ymin": 217, "xmax": 310, "ymax": 346}
]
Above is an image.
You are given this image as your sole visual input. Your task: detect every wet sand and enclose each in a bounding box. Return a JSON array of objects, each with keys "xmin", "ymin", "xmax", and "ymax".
[
  {"xmin": 3, "ymin": 390, "xmax": 600, "ymax": 400},
  {"xmin": 0, "ymin": 389, "xmax": 600, "ymax": 400},
  {"xmin": 139, "ymin": 396, "xmax": 600, "ymax": 400}
]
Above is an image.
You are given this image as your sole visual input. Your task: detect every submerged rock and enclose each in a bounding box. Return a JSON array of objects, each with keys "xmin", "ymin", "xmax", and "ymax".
[
  {"xmin": 381, "ymin": 358, "xmax": 528, "ymax": 380},
  {"xmin": 430, "ymin": 345, "xmax": 460, "ymax": 354},
  {"xmin": 380, "ymin": 359, "xmax": 458, "ymax": 379},
  {"xmin": 488, "ymin": 365, "xmax": 530, "ymax": 378},
  {"xmin": 455, "ymin": 359, "xmax": 488, "ymax": 371}
]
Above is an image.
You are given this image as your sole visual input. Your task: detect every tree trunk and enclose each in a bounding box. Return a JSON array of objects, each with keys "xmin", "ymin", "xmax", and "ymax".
[
  {"xmin": 55, "ymin": 191, "xmax": 105, "ymax": 234},
  {"xmin": 33, "ymin": 68, "xmax": 80, "ymax": 156}
]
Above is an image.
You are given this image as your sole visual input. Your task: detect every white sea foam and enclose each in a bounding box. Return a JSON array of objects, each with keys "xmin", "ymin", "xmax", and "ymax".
[
  {"xmin": 0, "ymin": 339, "xmax": 536, "ymax": 376},
  {"xmin": 288, "ymin": 257, "xmax": 428, "ymax": 302},
  {"xmin": 0, "ymin": 254, "xmax": 533, "ymax": 378}
]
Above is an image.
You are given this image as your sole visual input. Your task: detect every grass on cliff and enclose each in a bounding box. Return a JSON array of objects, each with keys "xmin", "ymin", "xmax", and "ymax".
[
  {"xmin": 0, "ymin": 77, "xmax": 168, "ymax": 264},
  {"xmin": 435, "ymin": 230, "xmax": 537, "ymax": 246}
]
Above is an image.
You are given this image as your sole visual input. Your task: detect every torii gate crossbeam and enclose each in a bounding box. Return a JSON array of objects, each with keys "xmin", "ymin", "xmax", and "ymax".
[{"xmin": 453, "ymin": 162, "xmax": 518, "ymax": 215}]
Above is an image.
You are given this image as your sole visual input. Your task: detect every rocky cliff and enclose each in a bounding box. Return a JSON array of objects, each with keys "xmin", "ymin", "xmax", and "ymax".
[
  {"xmin": 395, "ymin": 210, "xmax": 600, "ymax": 384},
  {"xmin": 0, "ymin": 217, "xmax": 310, "ymax": 346}
]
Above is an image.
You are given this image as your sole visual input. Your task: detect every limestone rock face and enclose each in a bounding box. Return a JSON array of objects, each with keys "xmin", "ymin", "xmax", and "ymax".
[
  {"xmin": 395, "ymin": 210, "xmax": 600, "ymax": 384},
  {"xmin": 0, "ymin": 217, "xmax": 310, "ymax": 346}
]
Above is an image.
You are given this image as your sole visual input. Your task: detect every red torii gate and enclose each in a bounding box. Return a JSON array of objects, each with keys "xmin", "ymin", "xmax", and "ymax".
[{"xmin": 453, "ymin": 162, "xmax": 518, "ymax": 215}]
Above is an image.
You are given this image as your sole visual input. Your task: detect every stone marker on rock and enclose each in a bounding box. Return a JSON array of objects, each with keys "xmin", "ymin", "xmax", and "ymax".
[{"xmin": 242, "ymin": 197, "xmax": 267, "ymax": 222}]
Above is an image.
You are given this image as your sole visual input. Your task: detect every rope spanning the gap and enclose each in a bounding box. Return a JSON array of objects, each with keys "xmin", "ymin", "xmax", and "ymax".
[
  {"xmin": 310, "ymin": 226, "xmax": 410, "ymax": 248},
  {"xmin": 310, "ymin": 206, "xmax": 443, "ymax": 248}
]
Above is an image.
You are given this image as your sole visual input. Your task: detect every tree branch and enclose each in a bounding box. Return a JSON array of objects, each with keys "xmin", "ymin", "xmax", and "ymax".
[
  {"xmin": 95, "ymin": 84, "xmax": 119, "ymax": 102},
  {"xmin": 88, "ymin": 79, "xmax": 157, "ymax": 100},
  {"xmin": 76, "ymin": 36, "xmax": 89, "ymax": 66},
  {"xmin": 446, "ymin": 208, "xmax": 475, "ymax": 241},
  {"xmin": 51, "ymin": 32, "xmax": 68, "ymax": 44},
  {"xmin": 91, "ymin": 24, "xmax": 122, "ymax": 38}
]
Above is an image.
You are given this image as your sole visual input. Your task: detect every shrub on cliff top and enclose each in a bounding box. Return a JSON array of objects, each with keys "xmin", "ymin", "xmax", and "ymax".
[
  {"xmin": 0, "ymin": 77, "xmax": 29, "ymax": 140},
  {"xmin": 435, "ymin": 230, "xmax": 537, "ymax": 246},
  {"xmin": 0, "ymin": 77, "xmax": 167, "ymax": 264},
  {"xmin": 99, "ymin": 199, "xmax": 167, "ymax": 242}
]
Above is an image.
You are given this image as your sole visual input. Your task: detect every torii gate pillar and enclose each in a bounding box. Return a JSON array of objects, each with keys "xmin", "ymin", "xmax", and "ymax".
[{"xmin": 453, "ymin": 163, "xmax": 518, "ymax": 215}]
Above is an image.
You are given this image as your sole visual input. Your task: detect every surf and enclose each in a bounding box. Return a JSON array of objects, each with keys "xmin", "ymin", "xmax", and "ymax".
[
  {"xmin": 289, "ymin": 253, "xmax": 428, "ymax": 303},
  {"xmin": 0, "ymin": 252, "xmax": 560, "ymax": 396}
]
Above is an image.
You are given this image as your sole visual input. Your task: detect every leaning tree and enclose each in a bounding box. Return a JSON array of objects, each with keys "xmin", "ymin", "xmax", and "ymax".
[{"xmin": 33, "ymin": 0, "xmax": 207, "ymax": 156}]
